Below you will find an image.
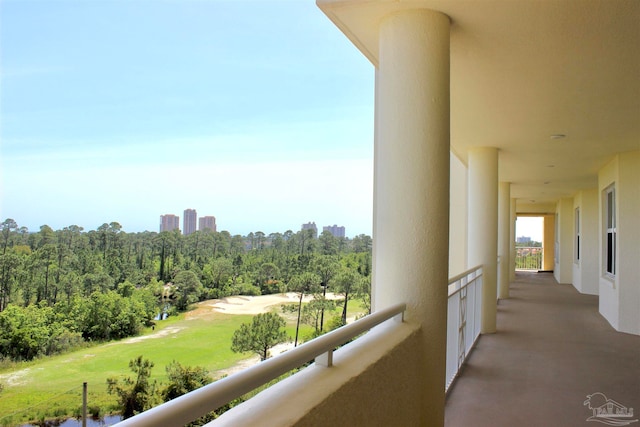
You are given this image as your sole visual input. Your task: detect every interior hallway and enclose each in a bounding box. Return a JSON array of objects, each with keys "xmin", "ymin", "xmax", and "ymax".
[{"xmin": 445, "ymin": 272, "xmax": 640, "ymax": 427}]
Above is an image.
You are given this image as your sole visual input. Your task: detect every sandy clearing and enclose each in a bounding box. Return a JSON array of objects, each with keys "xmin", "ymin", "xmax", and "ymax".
[
  {"xmin": 101, "ymin": 326, "xmax": 185, "ymax": 347},
  {"xmin": 187, "ymin": 292, "xmax": 343, "ymax": 320},
  {"xmin": 124, "ymin": 326, "xmax": 183, "ymax": 343},
  {"xmin": 212, "ymin": 293, "xmax": 302, "ymax": 315},
  {"xmin": 209, "ymin": 293, "xmax": 359, "ymax": 378},
  {"xmin": 0, "ymin": 367, "xmax": 31, "ymax": 387}
]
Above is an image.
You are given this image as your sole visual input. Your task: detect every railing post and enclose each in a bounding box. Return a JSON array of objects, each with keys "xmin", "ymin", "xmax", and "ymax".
[
  {"xmin": 82, "ymin": 382, "xmax": 87, "ymax": 427},
  {"xmin": 394, "ymin": 311, "xmax": 404, "ymax": 323},
  {"xmin": 315, "ymin": 350, "xmax": 333, "ymax": 367}
]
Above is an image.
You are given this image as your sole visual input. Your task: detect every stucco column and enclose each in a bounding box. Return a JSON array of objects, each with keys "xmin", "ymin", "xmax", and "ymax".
[
  {"xmin": 543, "ymin": 214, "xmax": 555, "ymax": 271},
  {"xmin": 372, "ymin": 9, "xmax": 450, "ymax": 427},
  {"xmin": 510, "ymin": 198, "xmax": 516, "ymax": 281},
  {"xmin": 468, "ymin": 147, "xmax": 498, "ymax": 333},
  {"xmin": 498, "ymin": 182, "xmax": 511, "ymax": 299}
]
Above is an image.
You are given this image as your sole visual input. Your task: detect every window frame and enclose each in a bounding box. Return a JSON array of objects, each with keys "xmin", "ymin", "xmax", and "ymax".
[
  {"xmin": 575, "ymin": 207, "xmax": 581, "ymax": 264},
  {"xmin": 603, "ymin": 185, "xmax": 616, "ymax": 278}
]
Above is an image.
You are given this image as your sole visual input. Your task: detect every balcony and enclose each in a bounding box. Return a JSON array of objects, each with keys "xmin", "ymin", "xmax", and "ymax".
[
  {"xmin": 446, "ymin": 271, "xmax": 640, "ymax": 426},
  {"xmin": 514, "ymin": 247, "xmax": 543, "ymax": 271},
  {"xmin": 115, "ymin": 267, "xmax": 481, "ymax": 426}
]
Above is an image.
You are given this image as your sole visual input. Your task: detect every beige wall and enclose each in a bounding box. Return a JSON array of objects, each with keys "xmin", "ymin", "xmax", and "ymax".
[
  {"xmin": 572, "ymin": 189, "xmax": 599, "ymax": 295},
  {"xmin": 516, "ymin": 202, "xmax": 556, "ymax": 215},
  {"xmin": 615, "ymin": 151, "xmax": 640, "ymax": 334},
  {"xmin": 554, "ymin": 198, "xmax": 574, "ymax": 284},
  {"xmin": 449, "ymin": 152, "xmax": 467, "ymax": 278},
  {"xmin": 214, "ymin": 322, "xmax": 427, "ymax": 427},
  {"xmin": 542, "ymin": 215, "xmax": 555, "ymax": 271},
  {"xmin": 598, "ymin": 152, "xmax": 640, "ymax": 335},
  {"xmin": 599, "ymin": 157, "xmax": 619, "ymax": 328}
]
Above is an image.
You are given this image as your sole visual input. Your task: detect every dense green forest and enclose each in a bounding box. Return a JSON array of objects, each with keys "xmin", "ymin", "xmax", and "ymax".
[{"xmin": 0, "ymin": 218, "xmax": 372, "ymax": 362}]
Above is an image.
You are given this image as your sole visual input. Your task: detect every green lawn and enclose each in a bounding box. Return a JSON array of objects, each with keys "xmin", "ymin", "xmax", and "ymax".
[{"xmin": 0, "ymin": 297, "xmax": 367, "ymax": 426}]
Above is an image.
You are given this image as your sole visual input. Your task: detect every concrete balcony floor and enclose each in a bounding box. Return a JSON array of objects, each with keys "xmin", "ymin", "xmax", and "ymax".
[{"xmin": 445, "ymin": 272, "xmax": 640, "ymax": 427}]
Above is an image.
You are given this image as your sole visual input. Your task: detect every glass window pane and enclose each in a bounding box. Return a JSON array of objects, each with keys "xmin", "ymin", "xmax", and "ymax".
[{"xmin": 607, "ymin": 232, "xmax": 613, "ymax": 274}]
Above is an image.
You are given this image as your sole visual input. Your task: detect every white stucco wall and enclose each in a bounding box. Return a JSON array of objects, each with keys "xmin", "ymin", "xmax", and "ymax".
[
  {"xmin": 543, "ymin": 214, "xmax": 555, "ymax": 271},
  {"xmin": 598, "ymin": 157, "xmax": 619, "ymax": 329},
  {"xmin": 572, "ymin": 189, "xmax": 599, "ymax": 295},
  {"xmin": 449, "ymin": 152, "xmax": 467, "ymax": 278},
  {"xmin": 597, "ymin": 152, "xmax": 640, "ymax": 335},
  {"xmin": 572, "ymin": 193, "xmax": 583, "ymax": 291},
  {"xmin": 554, "ymin": 198, "xmax": 574, "ymax": 284},
  {"xmin": 616, "ymin": 151, "xmax": 640, "ymax": 334},
  {"xmin": 498, "ymin": 182, "xmax": 510, "ymax": 299}
]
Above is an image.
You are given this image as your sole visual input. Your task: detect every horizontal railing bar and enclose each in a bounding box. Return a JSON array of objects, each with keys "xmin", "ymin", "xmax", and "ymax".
[
  {"xmin": 447, "ymin": 265, "xmax": 483, "ymax": 285},
  {"xmin": 448, "ymin": 265, "xmax": 483, "ymax": 297},
  {"xmin": 116, "ymin": 302, "xmax": 406, "ymax": 427}
]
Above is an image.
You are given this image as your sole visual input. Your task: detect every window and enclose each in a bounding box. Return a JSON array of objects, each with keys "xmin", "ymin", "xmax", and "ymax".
[
  {"xmin": 575, "ymin": 207, "xmax": 580, "ymax": 263},
  {"xmin": 604, "ymin": 186, "xmax": 616, "ymax": 276}
]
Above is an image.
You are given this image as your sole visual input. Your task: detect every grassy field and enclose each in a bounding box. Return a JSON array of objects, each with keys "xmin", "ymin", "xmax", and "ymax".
[{"xmin": 0, "ymin": 296, "xmax": 364, "ymax": 426}]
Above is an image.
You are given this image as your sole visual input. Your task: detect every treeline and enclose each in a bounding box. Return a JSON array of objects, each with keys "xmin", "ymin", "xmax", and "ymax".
[{"xmin": 0, "ymin": 219, "xmax": 372, "ymax": 361}]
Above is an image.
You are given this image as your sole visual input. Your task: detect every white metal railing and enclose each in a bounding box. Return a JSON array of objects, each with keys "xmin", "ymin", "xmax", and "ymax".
[
  {"xmin": 446, "ymin": 265, "xmax": 483, "ymax": 391},
  {"xmin": 116, "ymin": 303, "xmax": 406, "ymax": 427},
  {"xmin": 515, "ymin": 246, "xmax": 543, "ymax": 270}
]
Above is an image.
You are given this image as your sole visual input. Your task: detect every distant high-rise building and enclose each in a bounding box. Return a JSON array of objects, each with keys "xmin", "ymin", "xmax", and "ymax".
[
  {"xmin": 323, "ymin": 224, "xmax": 346, "ymax": 238},
  {"xmin": 160, "ymin": 214, "xmax": 180, "ymax": 232},
  {"xmin": 301, "ymin": 221, "xmax": 318, "ymax": 238},
  {"xmin": 183, "ymin": 209, "xmax": 197, "ymax": 236},
  {"xmin": 199, "ymin": 216, "xmax": 217, "ymax": 232}
]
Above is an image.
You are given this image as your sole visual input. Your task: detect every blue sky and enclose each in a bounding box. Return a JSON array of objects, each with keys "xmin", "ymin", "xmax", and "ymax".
[
  {"xmin": 0, "ymin": 0, "xmax": 375, "ymax": 236},
  {"xmin": 516, "ymin": 217, "xmax": 543, "ymax": 242}
]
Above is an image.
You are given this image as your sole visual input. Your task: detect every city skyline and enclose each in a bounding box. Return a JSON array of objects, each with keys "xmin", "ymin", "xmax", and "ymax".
[
  {"xmin": 0, "ymin": 1, "xmax": 546, "ymax": 242},
  {"xmin": 157, "ymin": 215, "xmax": 352, "ymax": 237},
  {"xmin": 0, "ymin": 1, "xmax": 374, "ymax": 237},
  {"xmin": 160, "ymin": 209, "xmax": 217, "ymax": 235}
]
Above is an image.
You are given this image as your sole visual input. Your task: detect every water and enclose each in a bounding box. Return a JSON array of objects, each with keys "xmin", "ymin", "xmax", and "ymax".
[
  {"xmin": 21, "ymin": 415, "xmax": 122, "ymax": 427},
  {"xmin": 154, "ymin": 303, "xmax": 171, "ymax": 321},
  {"xmin": 154, "ymin": 311, "xmax": 168, "ymax": 321}
]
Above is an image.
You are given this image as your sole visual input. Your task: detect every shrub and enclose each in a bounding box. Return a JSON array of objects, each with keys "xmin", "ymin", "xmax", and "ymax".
[
  {"xmin": 230, "ymin": 283, "xmax": 261, "ymax": 296},
  {"xmin": 107, "ymin": 356, "xmax": 158, "ymax": 419},
  {"xmin": 88, "ymin": 405, "xmax": 101, "ymax": 418}
]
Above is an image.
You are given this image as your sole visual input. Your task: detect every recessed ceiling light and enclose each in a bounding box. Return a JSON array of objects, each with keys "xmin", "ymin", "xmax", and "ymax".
[{"xmin": 550, "ymin": 134, "xmax": 566, "ymax": 140}]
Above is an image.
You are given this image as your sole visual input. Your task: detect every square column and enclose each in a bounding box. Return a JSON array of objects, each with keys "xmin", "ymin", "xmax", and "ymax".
[
  {"xmin": 498, "ymin": 182, "xmax": 511, "ymax": 299},
  {"xmin": 373, "ymin": 9, "xmax": 450, "ymax": 426},
  {"xmin": 510, "ymin": 198, "xmax": 517, "ymax": 281}
]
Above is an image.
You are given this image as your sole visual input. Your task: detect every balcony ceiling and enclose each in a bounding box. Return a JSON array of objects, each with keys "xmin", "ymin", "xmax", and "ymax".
[{"xmin": 318, "ymin": 0, "xmax": 640, "ymax": 206}]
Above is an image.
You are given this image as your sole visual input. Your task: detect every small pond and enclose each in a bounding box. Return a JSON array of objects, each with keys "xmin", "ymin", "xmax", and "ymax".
[{"xmin": 21, "ymin": 415, "xmax": 122, "ymax": 427}]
